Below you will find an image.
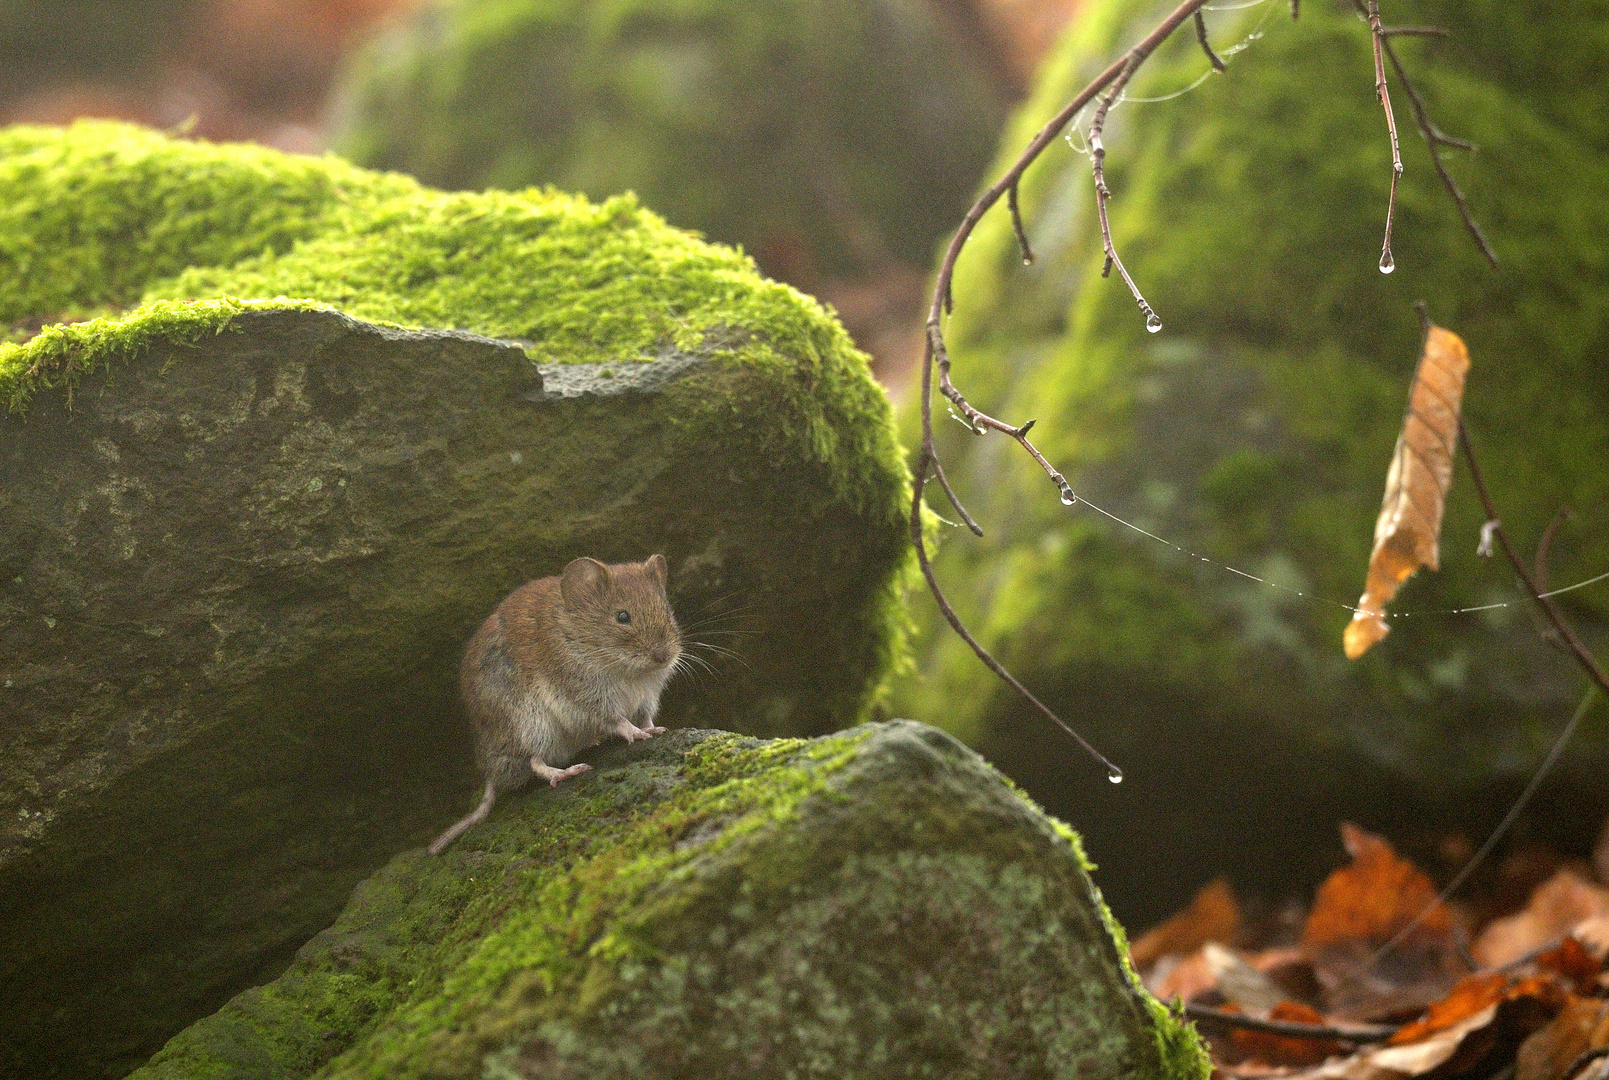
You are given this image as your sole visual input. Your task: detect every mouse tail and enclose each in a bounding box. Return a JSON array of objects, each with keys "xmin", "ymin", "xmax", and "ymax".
[{"xmin": 428, "ymin": 778, "xmax": 497, "ymax": 856}]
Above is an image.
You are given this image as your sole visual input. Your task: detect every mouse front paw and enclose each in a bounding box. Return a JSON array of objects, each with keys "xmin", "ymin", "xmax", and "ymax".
[{"xmin": 613, "ymin": 718, "xmax": 654, "ymax": 743}]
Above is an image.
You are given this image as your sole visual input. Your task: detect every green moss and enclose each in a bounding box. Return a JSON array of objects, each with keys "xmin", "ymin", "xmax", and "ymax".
[
  {"xmin": 896, "ymin": 0, "xmax": 1609, "ymax": 793},
  {"xmin": 130, "ymin": 723, "xmax": 1208, "ymax": 1080},
  {"xmin": 0, "ymin": 120, "xmax": 910, "ymax": 531},
  {"xmin": 329, "ymin": 0, "xmax": 1007, "ymax": 279}
]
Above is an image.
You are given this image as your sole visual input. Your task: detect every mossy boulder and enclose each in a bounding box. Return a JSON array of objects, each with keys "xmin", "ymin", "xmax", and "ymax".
[
  {"xmin": 893, "ymin": 0, "xmax": 1609, "ymax": 919},
  {"xmin": 126, "ymin": 720, "xmax": 1209, "ymax": 1080},
  {"xmin": 0, "ymin": 120, "xmax": 910, "ymax": 1078},
  {"xmin": 327, "ymin": 0, "xmax": 1008, "ymax": 283}
]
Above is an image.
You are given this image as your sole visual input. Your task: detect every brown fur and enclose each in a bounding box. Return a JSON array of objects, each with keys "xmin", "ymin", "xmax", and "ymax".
[{"xmin": 429, "ymin": 555, "xmax": 681, "ymax": 855}]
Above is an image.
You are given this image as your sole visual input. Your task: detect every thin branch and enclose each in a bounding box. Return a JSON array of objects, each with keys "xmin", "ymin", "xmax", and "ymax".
[
  {"xmin": 1008, "ymin": 181, "xmax": 1035, "ymax": 265},
  {"xmin": 1194, "ymin": 10, "xmax": 1226, "ymax": 72},
  {"xmin": 1090, "ymin": 57, "xmax": 1162, "ymax": 330},
  {"xmin": 1535, "ymin": 507, "xmax": 1571, "ymax": 594},
  {"xmin": 1364, "ymin": 0, "xmax": 1404, "ymax": 274},
  {"xmin": 1183, "ymin": 1004, "xmax": 1398, "ymax": 1044},
  {"xmin": 1354, "ymin": 1, "xmax": 1497, "ymax": 265},
  {"xmin": 1457, "ymin": 422, "xmax": 1609, "ymax": 699},
  {"xmin": 911, "ymin": 408, "xmax": 1123, "ymax": 780},
  {"xmin": 1290, "ymin": 0, "xmax": 1299, "ymax": 19},
  {"xmin": 929, "ymin": 453, "xmax": 983, "ymax": 536},
  {"xmin": 908, "ymin": 0, "xmax": 1493, "ymax": 772},
  {"xmin": 1377, "ymin": 30, "xmax": 1499, "ymax": 265}
]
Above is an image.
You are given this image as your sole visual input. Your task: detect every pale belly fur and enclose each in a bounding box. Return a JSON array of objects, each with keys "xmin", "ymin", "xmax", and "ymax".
[{"xmin": 511, "ymin": 669, "xmax": 670, "ymax": 765}]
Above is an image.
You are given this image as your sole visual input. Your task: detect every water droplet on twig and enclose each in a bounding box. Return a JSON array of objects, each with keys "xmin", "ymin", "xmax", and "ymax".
[
  {"xmin": 1145, "ymin": 313, "xmax": 1163, "ymax": 333},
  {"xmin": 1107, "ymin": 767, "xmax": 1124, "ymax": 784},
  {"xmin": 1059, "ymin": 483, "xmax": 1075, "ymax": 506},
  {"xmin": 1379, "ymin": 249, "xmax": 1396, "ymax": 274}
]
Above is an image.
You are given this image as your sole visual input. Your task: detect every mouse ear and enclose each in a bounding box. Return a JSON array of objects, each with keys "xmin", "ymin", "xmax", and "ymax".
[
  {"xmin": 560, "ymin": 557, "xmax": 609, "ymax": 609},
  {"xmin": 644, "ymin": 553, "xmax": 668, "ymax": 588}
]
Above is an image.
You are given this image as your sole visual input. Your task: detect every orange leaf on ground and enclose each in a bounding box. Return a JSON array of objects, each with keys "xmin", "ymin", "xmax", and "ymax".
[
  {"xmin": 1391, "ymin": 973, "xmax": 1567, "ymax": 1045},
  {"xmin": 1536, "ymin": 936, "xmax": 1605, "ymax": 994},
  {"xmin": 1304, "ymin": 824, "xmax": 1454, "ymax": 949},
  {"xmin": 1230, "ymin": 1001, "xmax": 1349, "ymax": 1067},
  {"xmin": 1474, "ymin": 871, "xmax": 1609, "ymax": 969},
  {"xmin": 1132, "ymin": 878, "xmax": 1242, "ymax": 969},
  {"xmin": 1150, "ymin": 946, "xmax": 1220, "ymax": 1004},
  {"xmin": 1517, "ymin": 997, "xmax": 1609, "ymax": 1080},
  {"xmin": 1344, "ymin": 325, "xmax": 1470, "ymax": 659}
]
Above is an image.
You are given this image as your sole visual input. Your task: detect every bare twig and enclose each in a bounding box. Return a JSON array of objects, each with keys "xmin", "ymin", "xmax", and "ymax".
[
  {"xmin": 1364, "ymin": 0, "xmax": 1404, "ymax": 274},
  {"xmin": 1535, "ymin": 507, "xmax": 1572, "ymax": 594},
  {"xmin": 1183, "ymin": 1003, "xmax": 1398, "ymax": 1044},
  {"xmin": 1008, "ymin": 182, "xmax": 1035, "ymax": 265},
  {"xmin": 911, "ymin": 0, "xmax": 1497, "ymax": 773},
  {"xmin": 1457, "ymin": 421, "xmax": 1609, "ymax": 698},
  {"xmin": 1194, "ymin": 10, "xmax": 1226, "ymax": 72},
  {"xmin": 1090, "ymin": 58, "xmax": 1164, "ymax": 330},
  {"xmin": 1356, "ymin": 1, "xmax": 1498, "ymax": 266},
  {"xmin": 930, "ymin": 453, "xmax": 983, "ymax": 536}
]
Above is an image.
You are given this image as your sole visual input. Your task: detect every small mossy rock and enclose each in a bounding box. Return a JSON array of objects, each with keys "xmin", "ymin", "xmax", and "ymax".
[
  {"xmin": 894, "ymin": 0, "xmax": 1609, "ymax": 920},
  {"xmin": 327, "ymin": 0, "xmax": 1007, "ymax": 281},
  {"xmin": 0, "ymin": 121, "xmax": 910, "ymax": 1078},
  {"xmin": 126, "ymin": 721, "xmax": 1210, "ymax": 1080}
]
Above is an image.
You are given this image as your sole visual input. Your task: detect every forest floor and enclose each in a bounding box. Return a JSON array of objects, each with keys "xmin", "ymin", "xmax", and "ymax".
[{"xmin": 1132, "ymin": 821, "xmax": 1609, "ymax": 1080}]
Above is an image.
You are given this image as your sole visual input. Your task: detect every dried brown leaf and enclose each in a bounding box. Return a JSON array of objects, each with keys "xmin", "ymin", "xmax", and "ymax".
[
  {"xmin": 1304, "ymin": 824, "xmax": 1455, "ymax": 949},
  {"xmin": 1344, "ymin": 326, "xmax": 1471, "ymax": 659},
  {"xmin": 1132, "ymin": 878, "xmax": 1243, "ymax": 969},
  {"xmin": 1517, "ymin": 996, "xmax": 1609, "ymax": 1080},
  {"xmin": 1473, "ymin": 871, "xmax": 1609, "ymax": 969}
]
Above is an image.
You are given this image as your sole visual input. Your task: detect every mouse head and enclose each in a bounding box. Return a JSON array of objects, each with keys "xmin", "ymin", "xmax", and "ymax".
[{"xmin": 558, "ymin": 555, "xmax": 682, "ymax": 675}]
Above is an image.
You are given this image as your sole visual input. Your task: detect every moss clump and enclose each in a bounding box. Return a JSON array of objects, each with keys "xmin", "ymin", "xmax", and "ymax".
[
  {"xmin": 128, "ymin": 722, "xmax": 1208, "ymax": 1080},
  {"xmin": 893, "ymin": 0, "xmax": 1609, "ymax": 914},
  {"xmin": 327, "ymin": 0, "xmax": 1007, "ymax": 280},
  {"xmin": 0, "ymin": 120, "xmax": 905, "ymax": 522}
]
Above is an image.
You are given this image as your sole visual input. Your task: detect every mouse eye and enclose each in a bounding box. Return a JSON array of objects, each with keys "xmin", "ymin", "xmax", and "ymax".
[{"xmin": 615, "ymin": 609, "xmax": 631, "ymax": 625}]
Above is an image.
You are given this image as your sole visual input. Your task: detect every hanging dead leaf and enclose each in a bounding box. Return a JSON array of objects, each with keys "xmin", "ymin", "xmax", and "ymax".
[
  {"xmin": 1344, "ymin": 326, "xmax": 1471, "ymax": 659},
  {"xmin": 1131, "ymin": 878, "xmax": 1242, "ymax": 969}
]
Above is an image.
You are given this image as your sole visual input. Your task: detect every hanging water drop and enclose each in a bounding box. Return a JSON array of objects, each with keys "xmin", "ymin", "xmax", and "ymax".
[
  {"xmin": 1145, "ymin": 312, "xmax": 1163, "ymax": 333},
  {"xmin": 1059, "ymin": 484, "xmax": 1075, "ymax": 506},
  {"xmin": 1107, "ymin": 767, "xmax": 1124, "ymax": 784},
  {"xmin": 1379, "ymin": 249, "xmax": 1396, "ymax": 274}
]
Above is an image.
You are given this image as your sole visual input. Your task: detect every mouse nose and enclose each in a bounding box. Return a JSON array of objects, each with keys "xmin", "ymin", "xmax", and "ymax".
[{"xmin": 650, "ymin": 647, "xmax": 671, "ymax": 665}]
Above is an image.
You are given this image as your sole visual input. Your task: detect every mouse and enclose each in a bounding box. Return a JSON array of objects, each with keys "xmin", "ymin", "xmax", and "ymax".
[{"xmin": 428, "ymin": 554, "xmax": 682, "ymax": 855}]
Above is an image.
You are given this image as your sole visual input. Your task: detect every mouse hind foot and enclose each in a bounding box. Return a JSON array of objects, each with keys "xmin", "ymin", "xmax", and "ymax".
[
  {"xmin": 428, "ymin": 778, "xmax": 497, "ymax": 856},
  {"xmin": 533, "ymin": 758, "xmax": 591, "ymax": 786}
]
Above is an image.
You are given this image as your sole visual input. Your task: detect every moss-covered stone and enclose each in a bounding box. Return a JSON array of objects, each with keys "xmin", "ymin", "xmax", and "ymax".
[
  {"xmin": 124, "ymin": 721, "xmax": 1209, "ymax": 1080},
  {"xmin": 893, "ymin": 0, "xmax": 1609, "ymax": 917},
  {"xmin": 327, "ymin": 0, "xmax": 1007, "ymax": 282},
  {"xmin": 0, "ymin": 121, "xmax": 911, "ymax": 1077}
]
